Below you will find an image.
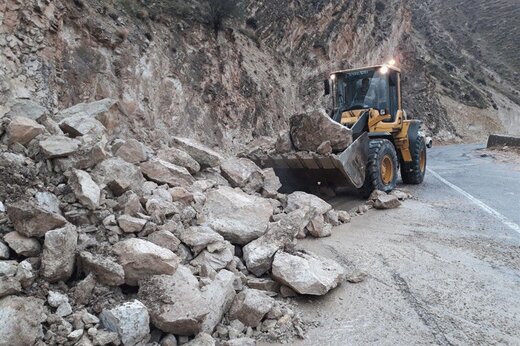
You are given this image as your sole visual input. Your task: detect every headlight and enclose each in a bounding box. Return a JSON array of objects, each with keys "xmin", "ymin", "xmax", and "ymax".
[{"xmin": 330, "ymin": 74, "xmax": 336, "ymax": 81}]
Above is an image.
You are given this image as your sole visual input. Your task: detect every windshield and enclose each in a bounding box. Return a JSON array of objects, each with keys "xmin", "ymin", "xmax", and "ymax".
[{"xmin": 334, "ymin": 69, "xmax": 388, "ymax": 112}]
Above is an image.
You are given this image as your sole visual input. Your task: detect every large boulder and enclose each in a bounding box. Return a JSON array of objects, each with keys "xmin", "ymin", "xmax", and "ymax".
[
  {"xmin": 271, "ymin": 251, "xmax": 345, "ymax": 295},
  {"xmin": 285, "ymin": 191, "xmax": 332, "ymax": 215},
  {"xmin": 172, "ymin": 137, "xmax": 222, "ymax": 168},
  {"xmin": 7, "ymin": 116, "xmax": 45, "ymax": 145},
  {"xmin": 92, "ymin": 157, "xmax": 145, "ymax": 196},
  {"xmin": 220, "ymin": 158, "xmax": 264, "ymax": 193},
  {"xmin": 100, "ymin": 300, "xmax": 150, "ymax": 346},
  {"xmin": 0, "ymin": 296, "xmax": 46, "ymax": 346},
  {"xmin": 41, "ymin": 224, "xmax": 78, "ymax": 282},
  {"xmin": 140, "ymin": 159, "xmax": 195, "ymax": 187},
  {"xmin": 79, "ymin": 251, "xmax": 125, "ymax": 286},
  {"xmin": 228, "ymin": 289, "xmax": 274, "ymax": 327},
  {"xmin": 55, "ymin": 98, "xmax": 116, "ymax": 121},
  {"xmin": 59, "ymin": 115, "xmax": 106, "ymax": 137},
  {"xmin": 261, "ymin": 168, "xmax": 282, "ymax": 198},
  {"xmin": 147, "ymin": 230, "xmax": 181, "ymax": 253},
  {"xmin": 157, "ymin": 147, "xmax": 200, "ymax": 174},
  {"xmin": 69, "ymin": 169, "xmax": 100, "ymax": 210},
  {"xmin": 113, "ymin": 238, "xmax": 180, "ymax": 285},
  {"xmin": 6, "ymin": 199, "xmax": 67, "ymax": 238},
  {"xmin": 201, "ymin": 270, "xmax": 236, "ymax": 333},
  {"xmin": 175, "ymin": 226, "xmax": 225, "ymax": 254},
  {"xmin": 117, "ymin": 215, "xmax": 148, "ymax": 233},
  {"xmin": 201, "ymin": 187, "xmax": 273, "ymax": 245},
  {"xmin": 39, "ymin": 135, "xmax": 81, "ymax": 158},
  {"xmin": 243, "ymin": 209, "xmax": 312, "ymax": 276},
  {"xmin": 3, "ymin": 231, "xmax": 41, "ymax": 257},
  {"xmin": 374, "ymin": 194, "xmax": 401, "ymax": 209},
  {"xmin": 289, "ymin": 110, "xmax": 352, "ymax": 152},
  {"xmin": 138, "ymin": 267, "xmax": 209, "ymax": 335},
  {"xmin": 5, "ymin": 99, "xmax": 46, "ymax": 121},
  {"xmin": 115, "ymin": 139, "xmax": 150, "ymax": 164}
]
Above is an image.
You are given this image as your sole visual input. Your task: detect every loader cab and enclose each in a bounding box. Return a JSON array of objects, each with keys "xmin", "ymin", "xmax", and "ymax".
[{"xmin": 325, "ymin": 65, "xmax": 402, "ymax": 126}]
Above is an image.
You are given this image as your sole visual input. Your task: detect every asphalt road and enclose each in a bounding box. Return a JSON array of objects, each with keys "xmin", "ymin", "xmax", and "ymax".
[{"xmin": 271, "ymin": 144, "xmax": 520, "ymax": 345}]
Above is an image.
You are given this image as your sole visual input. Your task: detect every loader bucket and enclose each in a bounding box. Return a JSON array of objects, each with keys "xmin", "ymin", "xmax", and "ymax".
[{"xmin": 261, "ymin": 132, "xmax": 369, "ymax": 192}]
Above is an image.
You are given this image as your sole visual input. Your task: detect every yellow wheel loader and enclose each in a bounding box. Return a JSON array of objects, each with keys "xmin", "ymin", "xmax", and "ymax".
[{"xmin": 263, "ymin": 63, "xmax": 427, "ymax": 196}]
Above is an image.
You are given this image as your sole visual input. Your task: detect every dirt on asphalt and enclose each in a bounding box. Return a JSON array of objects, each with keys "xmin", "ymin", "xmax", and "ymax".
[{"xmin": 262, "ymin": 154, "xmax": 520, "ymax": 345}]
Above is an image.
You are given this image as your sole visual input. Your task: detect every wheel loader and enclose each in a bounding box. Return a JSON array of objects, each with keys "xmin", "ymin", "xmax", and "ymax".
[{"xmin": 262, "ymin": 63, "xmax": 427, "ymax": 195}]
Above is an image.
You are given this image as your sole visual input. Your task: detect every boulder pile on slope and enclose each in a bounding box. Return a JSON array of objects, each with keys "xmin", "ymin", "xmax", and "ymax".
[{"xmin": 0, "ymin": 99, "xmax": 352, "ymax": 346}]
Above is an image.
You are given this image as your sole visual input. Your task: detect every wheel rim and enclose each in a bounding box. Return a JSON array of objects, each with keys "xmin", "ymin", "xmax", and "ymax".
[
  {"xmin": 380, "ymin": 155, "xmax": 394, "ymax": 185},
  {"xmin": 419, "ymin": 148, "xmax": 426, "ymax": 173}
]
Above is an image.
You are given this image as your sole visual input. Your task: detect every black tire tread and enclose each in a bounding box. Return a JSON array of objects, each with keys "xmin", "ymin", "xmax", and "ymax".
[
  {"xmin": 401, "ymin": 136, "xmax": 426, "ymax": 184},
  {"xmin": 358, "ymin": 139, "xmax": 398, "ymax": 197}
]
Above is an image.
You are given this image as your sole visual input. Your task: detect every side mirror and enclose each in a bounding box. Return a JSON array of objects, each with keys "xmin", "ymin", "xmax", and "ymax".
[{"xmin": 323, "ymin": 80, "xmax": 330, "ymax": 96}]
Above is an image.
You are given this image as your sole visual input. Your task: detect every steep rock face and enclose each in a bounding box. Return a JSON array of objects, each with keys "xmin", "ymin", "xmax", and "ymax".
[{"xmin": 0, "ymin": 0, "xmax": 518, "ymax": 151}]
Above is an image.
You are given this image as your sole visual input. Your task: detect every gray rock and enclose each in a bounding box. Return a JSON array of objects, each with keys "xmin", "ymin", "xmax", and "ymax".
[
  {"xmin": 274, "ymin": 132, "xmax": 293, "ymax": 154},
  {"xmin": 175, "ymin": 226, "xmax": 225, "ymax": 254},
  {"xmin": 0, "ymin": 261, "xmax": 18, "ymax": 277},
  {"xmin": 290, "ymin": 110, "xmax": 352, "ymax": 152},
  {"xmin": 7, "ymin": 116, "xmax": 45, "ymax": 145},
  {"xmin": 0, "ymin": 296, "xmax": 46, "ymax": 346},
  {"xmin": 88, "ymin": 327, "xmax": 119, "ymax": 346},
  {"xmin": 202, "ymin": 186, "xmax": 273, "ymax": 245},
  {"xmin": 243, "ymin": 209, "xmax": 312, "ymax": 276},
  {"xmin": 34, "ymin": 191, "xmax": 62, "ymax": 214},
  {"xmin": 220, "ymin": 158, "xmax": 264, "ymax": 193},
  {"xmin": 246, "ymin": 277, "xmax": 280, "ymax": 293},
  {"xmin": 222, "ymin": 338, "xmax": 256, "ymax": 346},
  {"xmin": 190, "ymin": 245, "xmax": 234, "ymax": 271},
  {"xmin": 185, "ymin": 333, "xmax": 215, "ymax": 346},
  {"xmin": 100, "ymin": 300, "xmax": 150, "ymax": 346},
  {"xmin": 41, "ymin": 224, "xmax": 78, "ymax": 282},
  {"xmin": 113, "ymin": 238, "xmax": 180, "ymax": 286},
  {"xmin": 92, "ymin": 157, "xmax": 145, "ymax": 196},
  {"xmin": 59, "ymin": 115, "xmax": 106, "ymax": 137},
  {"xmin": 157, "ymin": 147, "xmax": 200, "ymax": 174},
  {"xmin": 261, "ymin": 168, "xmax": 281, "ymax": 198},
  {"xmin": 147, "ymin": 230, "xmax": 181, "ymax": 253},
  {"xmin": 285, "ymin": 191, "xmax": 332, "ymax": 215},
  {"xmin": 138, "ymin": 266, "xmax": 209, "ymax": 335},
  {"xmin": 271, "ymin": 251, "xmax": 345, "ymax": 295},
  {"xmin": 79, "ymin": 251, "xmax": 125, "ymax": 286},
  {"xmin": 374, "ymin": 194, "xmax": 401, "ymax": 209},
  {"xmin": 3, "ymin": 231, "xmax": 41, "ymax": 257},
  {"xmin": 39, "ymin": 135, "xmax": 81, "ymax": 158},
  {"xmin": 306, "ymin": 214, "xmax": 332, "ymax": 238},
  {"xmin": 337, "ymin": 210, "xmax": 351, "ymax": 223},
  {"xmin": 172, "ymin": 137, "xmax": 222, "ymax": 168},
  {"xmin": 160, "ymin": 334, "xmax": 178, "ymax": 346},
  {"xmin": 118, "ymin": 215, "xmax": 148, "ymax": 233},
  {"xmin": 0, "ymin": 241, "xmax": 9, "ymax": 259},
  {"xmin": 229, "ymin": 289, "xmax": 274, "ymax": 327},
  {"xmin": 141, "ymin": 159, "xmax": 195, "ymax": 188},
  {"xmin": 6, "ymin": 200, "xmax": 67, "ymax": 237},
  {"xmin": 201, "ymin": 270, "xmax": 236, "ymax": 333},
  {"xmin": 69, "ymin": 169, "xmax": 100, "ymax": 210},
  {"xmin": 55, "ymin": 98, "xmax": 116, "ymax": 122},
  {"xmin": 48, "ymin": 290, "xmax": 69, "ymax": 307},
  {"xmin": 115, "ymin": 139, "xmax": 150, "ymax": 164},
  {"xmin": 5, "ymin": 99, "xmax": 47, "ymax": 121},
  {"xmin": 0, "ymin": 277, "xmax": 21, "ymax": 298},
  {"xmin": 316, "ymin": 140, "xmax": 333, "ymax": 155},
  {"xmin": 16, "ymin": 260, "xmax": 36, "ymax": 288}
]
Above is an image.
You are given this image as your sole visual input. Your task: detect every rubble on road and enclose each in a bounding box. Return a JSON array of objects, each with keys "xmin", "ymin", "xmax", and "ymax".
[{"xmin": 0, "ymin": 98, "xmax": 400, "ymax": 345}]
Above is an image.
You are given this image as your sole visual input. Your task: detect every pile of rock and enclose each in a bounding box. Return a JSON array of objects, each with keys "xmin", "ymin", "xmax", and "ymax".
[{"xmin": 0, "ymin": 99, "xmax": 351, "ymax": 345}]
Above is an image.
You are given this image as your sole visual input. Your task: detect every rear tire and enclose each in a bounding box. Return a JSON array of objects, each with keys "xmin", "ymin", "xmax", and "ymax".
[
  {"xmin": 401, "ymin": 136, "xmax": 427, "ymax": 184},
  {"xmin": 358, "ymin": 139, "xmax": 399, "ymax": 197}
]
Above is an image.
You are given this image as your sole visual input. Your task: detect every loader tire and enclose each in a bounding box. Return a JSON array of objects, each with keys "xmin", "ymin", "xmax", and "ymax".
[
  {"xmin": 358, "ymin": 139, "xmax": 398, "ymax": 197},
  {"xmin": 401, "ymin": 136, "xmax": 426, "ymax": 184}
]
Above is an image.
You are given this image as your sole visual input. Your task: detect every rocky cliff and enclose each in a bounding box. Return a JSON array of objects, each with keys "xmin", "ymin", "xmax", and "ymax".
[{"xmin": 1, "ymin": 0, "xmax": 519, "ymax": 150}]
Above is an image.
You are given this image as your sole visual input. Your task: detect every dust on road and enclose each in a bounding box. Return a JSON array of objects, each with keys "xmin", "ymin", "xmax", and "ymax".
[{"xmin": 267, "ymin": 145, "xmax": 520, "ymax": 345}]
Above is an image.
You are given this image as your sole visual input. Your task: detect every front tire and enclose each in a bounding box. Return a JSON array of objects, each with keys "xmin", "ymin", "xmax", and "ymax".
[
  {"xmin": 401, "ymin": 136, "xmax": 427, "ymax": 184},
  {"xmin": 358, "ymin": 139, "xmax": 399, "ymax": 197}
]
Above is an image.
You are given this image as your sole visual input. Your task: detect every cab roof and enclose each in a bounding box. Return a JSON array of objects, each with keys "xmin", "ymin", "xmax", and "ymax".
[{"xmin": 330, "ymin": 64, "xmax": 401, "ymax": 76}]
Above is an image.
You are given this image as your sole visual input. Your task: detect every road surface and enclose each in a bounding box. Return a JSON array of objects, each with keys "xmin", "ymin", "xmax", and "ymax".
[{"xmin": 272, "ymin": 143, "xmax": 520, "ymax": 345}]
